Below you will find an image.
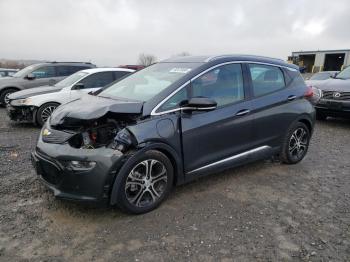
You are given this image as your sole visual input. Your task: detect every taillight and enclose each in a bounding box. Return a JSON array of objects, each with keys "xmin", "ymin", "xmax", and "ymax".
[{"xmin": 304, "ymin": 86, "xmax": 314, "ymax": 99}]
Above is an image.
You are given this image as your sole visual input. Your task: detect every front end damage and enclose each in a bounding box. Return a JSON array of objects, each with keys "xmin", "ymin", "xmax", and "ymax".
[
  {"xmin": 32, "ymin": 95, "xmax": 144, "ymax": 202},
  {"xmin": 6, "ymin": 104, "xmax": 37, "ymax": 123}
]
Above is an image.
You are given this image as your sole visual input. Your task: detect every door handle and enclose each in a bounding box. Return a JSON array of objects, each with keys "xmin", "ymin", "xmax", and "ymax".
[
  {"xmin": 287, "ymin": 95, "xmax": 297, "ymax": 101},
  {"xmin": 236, "ymin": 109, "xmax": 250, "ymax": 116}
]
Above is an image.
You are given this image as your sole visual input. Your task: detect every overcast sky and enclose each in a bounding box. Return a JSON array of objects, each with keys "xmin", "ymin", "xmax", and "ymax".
[{"xmin": 0, "ymin": 0, "xmax": 349, "ymax": 66}]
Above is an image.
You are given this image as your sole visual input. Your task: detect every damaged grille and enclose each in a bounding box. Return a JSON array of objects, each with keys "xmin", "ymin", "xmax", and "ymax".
[{"xmin": 42, "ymin": 129, "xmax": 76, "ymax": 144}]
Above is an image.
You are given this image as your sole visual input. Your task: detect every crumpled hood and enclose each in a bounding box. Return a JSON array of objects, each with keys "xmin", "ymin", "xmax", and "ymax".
[
  {"xmin": 50, "ymin": 94, "xmax": 143, "ymax": 127},
  {"xmin": 306, "ymin": 78, "xmax": 350, "ymax": 92},
  {"xmin": 8, "ymin": 85, "xmax": 63, "ymax": 100}
]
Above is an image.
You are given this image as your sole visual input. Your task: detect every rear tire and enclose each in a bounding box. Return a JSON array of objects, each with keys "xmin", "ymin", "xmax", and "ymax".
[
  {"xmin": 0, "ymin": 88, "xmax": 18, "ymax": 106},
  {"xmin": 280, "ymin": 122, "xmax": 310, "ymax": 164},
  {"xmin": 316, "ymin": 110, "xmax": 327, "ymax": 121},
  {"xmin": 36, "ymin": 102, "xmax": 60, "ymax": 126},
  {"xmin": 114, "ymin": 150, "xmax": 174, "ymax": 214}
]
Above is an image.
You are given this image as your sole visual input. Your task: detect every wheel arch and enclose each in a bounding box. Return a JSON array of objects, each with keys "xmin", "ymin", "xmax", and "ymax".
[
  {"xmin": 0, "ymin": 86, "xmax": 21, "ymax": 92},
  {"xmin": 297, "ymin": 116, "xmax": 313, "ymax": 134},
  {"xmin": 36, "ymin": 101, "xmax": 61, "ymax": 125},
  {"xmin": 0, "ymin": 86, "xmax": 21, "ymax": 97},
  {"xmin": 109, "ymin": 142, "xmax": 184, "ymax": 205}
]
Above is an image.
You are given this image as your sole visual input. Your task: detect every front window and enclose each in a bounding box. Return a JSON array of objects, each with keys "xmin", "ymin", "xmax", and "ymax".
[
  {"xmin": 12, "ymin": 65, "xmax": 35, "ymax": 78},
  {"xmin": 77, "ymin": 72, "xmax": 115, "ymax": 89},
  {"xmin": 55, "ymin": 71, "xmax": 88, "ymax": 87},
  {"xmin": 31, "ymin": 66, "xmax": 56, "ymax": 78},
  {"xmin": 191, "ymin": 63, "xmax": 244, "ymax": 106},
  {"xmin": 99, "ymin": 63, "xmax": 202, "ymax": 101},
  {"xmin": 336, "ymin": 66, "xmax": 350, "ymax": 80}
]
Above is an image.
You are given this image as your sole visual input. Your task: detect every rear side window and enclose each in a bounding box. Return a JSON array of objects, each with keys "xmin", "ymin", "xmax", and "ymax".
[
  {"xmin": 78, "ymin": 72, "xmax": 115, "ymax": 89},
  {"xmin": 31, "ymin": 66, "xmax": 56, "ymax": 78},
  {"xmin": 57, "ymin": 66, "xmax": 89, "ymax": 76},
  {"xmin": 248, "ymin": 64, "xmax": 285, "ymax": 97}
]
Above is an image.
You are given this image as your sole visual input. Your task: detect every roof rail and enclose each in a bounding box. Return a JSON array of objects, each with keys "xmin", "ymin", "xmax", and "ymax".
[
  {"xmin": 206, "ymin": 54, "xmax": 285, "ymax": 63},
  {"xmin": 49, "ymin": 61, "xmax": 93, "ymax": 64}
]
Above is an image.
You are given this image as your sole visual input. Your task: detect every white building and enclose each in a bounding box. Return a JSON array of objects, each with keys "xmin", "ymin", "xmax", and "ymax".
[{"xmin": 288, "ymin": 49, "xmax": 350, "ymax": 73}]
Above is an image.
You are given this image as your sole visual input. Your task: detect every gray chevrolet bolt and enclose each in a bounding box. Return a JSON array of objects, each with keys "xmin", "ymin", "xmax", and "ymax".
[
  {"xmin": 0, "ymin": 62, "xmax": 95, "ymax": 105},
  {"xmin": 32, "ymin": 55, "xmax": 315, "ymax": 214}
]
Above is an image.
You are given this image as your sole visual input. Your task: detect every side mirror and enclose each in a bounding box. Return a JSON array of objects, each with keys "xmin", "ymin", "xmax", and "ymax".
[
  {"xmin": 182, "ymin": 97, "xmax": 217, "ymax": 112},
  {"xmin": 72, "ymin": 83, "xmax": 84, "ymax": 90},
  {"xmin": 26, "ymin": 73, "xmax": 36, "ymax": 80},
  {"xmin": 331, "ymin": 72, "xmax": 338, "ymax": 78}
]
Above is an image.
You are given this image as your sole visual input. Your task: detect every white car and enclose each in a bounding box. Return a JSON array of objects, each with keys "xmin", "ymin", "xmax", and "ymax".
[{"xmin": 6, "ymin": 68, "xmax": 135, "ymax": 126}]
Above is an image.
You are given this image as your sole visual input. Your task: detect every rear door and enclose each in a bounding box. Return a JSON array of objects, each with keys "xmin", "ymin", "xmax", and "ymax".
[
  {"xmin": 246, "ymin": 63, "xmax": 301, "ymax": 149},
  {"xmin": 179, "ymin": 63, "xmax": 254, "ymax": 175}
]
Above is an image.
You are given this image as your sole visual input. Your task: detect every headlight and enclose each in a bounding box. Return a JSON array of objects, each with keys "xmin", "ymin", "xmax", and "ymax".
[
  {"xmin": 67, "ymin": 160, "xmax": 96, "ymax": 171},
  {"xmin": 311, "ymin": 86, "xmax": 322, "ymax": 99},
  {"xmin": 11, "ymin": 98, "xmax": 32, "ymax": 106}
]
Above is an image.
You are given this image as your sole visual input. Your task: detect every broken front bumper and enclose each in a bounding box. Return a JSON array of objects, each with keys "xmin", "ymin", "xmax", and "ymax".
[
  {"xmin": 6, "ymin": 104, "xmax": 37, "ymax": 123},
  {"xmin": 32, "ymin": 130, "xmax": 125, "ymax": 203}
]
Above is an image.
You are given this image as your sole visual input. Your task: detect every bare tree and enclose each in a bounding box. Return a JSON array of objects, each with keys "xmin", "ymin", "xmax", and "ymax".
[
  {"xmin": 138, "ymin": 53, "xmax": 157, "ymax": 66},
  {"xmin": 175, "ymin": 51, "xmax": 191, "ymax": 57}
]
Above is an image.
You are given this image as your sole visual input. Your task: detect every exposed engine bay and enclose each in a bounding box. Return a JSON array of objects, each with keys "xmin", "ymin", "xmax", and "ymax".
[
  {"xmin": 42, "ymin": 94, "xmax": 144, "ymax": 150},
  {"xmin": 67, "ymin": 118, "xmax": 128, "ymax": 149},
  {"xmin": 43, "ymin": 113, "xmax": 139, "ymax": 152}
]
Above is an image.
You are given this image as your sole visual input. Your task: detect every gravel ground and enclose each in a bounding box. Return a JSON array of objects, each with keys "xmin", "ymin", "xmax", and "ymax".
[{"xmin": 0, "ymin": 107, "xmax": 350, "ymax": 262}]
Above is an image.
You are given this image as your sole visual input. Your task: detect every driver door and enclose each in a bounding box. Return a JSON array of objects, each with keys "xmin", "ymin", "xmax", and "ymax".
[
  {"xmin": 180, "ymin": 63, "xmax": 254, "ymax": 175},
  {"xmin": 25, "ymin": 66, "xmax": 57, "ymax": 88}
]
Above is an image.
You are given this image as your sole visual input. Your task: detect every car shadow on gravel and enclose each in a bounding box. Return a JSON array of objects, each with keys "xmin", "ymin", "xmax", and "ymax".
[
  {"xmin": 319, "ymin": 117, "xmax": 350, "ymax": 128},
  {"xmin": 41, "ymin": 159, "xmax": 271, "ymax": 217}
]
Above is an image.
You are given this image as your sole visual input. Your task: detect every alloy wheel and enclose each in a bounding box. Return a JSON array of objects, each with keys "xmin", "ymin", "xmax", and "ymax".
[
  {"xmin": 41, "ymin": 105, "xmax": 57, "ymax": 123},
  {"xmin": 125, "ymin": 159, "xmax": 168, "ymax": 208},
  {"xmin": 289, "ymin": 127, "xmax": 309, "ymax": 160}
]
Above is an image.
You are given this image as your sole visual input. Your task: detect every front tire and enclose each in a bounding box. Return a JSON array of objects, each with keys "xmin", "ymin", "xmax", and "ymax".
[
  {"xmin": 114, "ymin": 150, "xmax": 174, "ymax": 214},
  {"xmin": 36, "ymin": 102, "xmax": 60, "ymax": 126},
  {"xmin": 280, "ymin": 122, "xmax": 310, "ymax": 164},
  {"xmin": 0, "ymin": 88, "xmax": 18, "ymax": 106}
]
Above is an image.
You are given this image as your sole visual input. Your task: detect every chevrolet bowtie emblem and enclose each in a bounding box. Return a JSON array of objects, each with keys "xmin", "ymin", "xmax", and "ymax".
[{"xmin": 42, "ymin": 129, "xmax": 51, "ymax": 136}]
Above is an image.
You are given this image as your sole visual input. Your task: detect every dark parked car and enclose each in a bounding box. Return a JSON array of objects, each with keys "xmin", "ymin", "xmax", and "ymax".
[
  {"xmin": 32, "ymin": 55, "xmax": 315, "ymax": 214},
  {"xmin": 0, "ymin": 68, "xmax": 19, "ymax": 77},
  {"xmin": 307, "ymin": 71, "xmax": 338, "ymax": 81},
  {"xmin": 0, "ymin": 62, "xmax": 95, "ymax": 105},
  {"xmin": 306, "ymin": 66, "xmax": 350, "ymax": 120}
]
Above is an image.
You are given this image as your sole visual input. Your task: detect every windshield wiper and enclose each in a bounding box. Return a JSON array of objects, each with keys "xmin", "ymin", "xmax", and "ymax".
[
  {"xmin": 97, "ymin": 95, "xmax": 113, "ymax": 99},
  {"xmin": 335, "ymin": 77, "xmax": 349, "ymax": 80}
]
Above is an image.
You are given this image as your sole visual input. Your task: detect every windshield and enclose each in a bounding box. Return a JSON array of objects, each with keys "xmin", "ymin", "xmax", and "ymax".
[
  {"xmin": 336, "ymin": 67, "xmax": 350, "ymax": 80},
  {"xmin": 55, "ymin": 71, "xmax": 88, "ymax": 87},
  {"xmin": 12, "ymin": 65, "xmax": 36, "ymax": 78},
  {"xmin": 310, "ymin": 72, "xmax": 331, "ymax": 80},
  {"xmin": 99, "ymin": 62, "xmax": 202, "ymax": 101}
]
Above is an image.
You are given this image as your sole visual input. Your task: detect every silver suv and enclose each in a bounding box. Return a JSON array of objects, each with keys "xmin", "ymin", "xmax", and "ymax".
[{"xmin": 0, "ymin": 62, "xmax": 95, "ymax": 105}]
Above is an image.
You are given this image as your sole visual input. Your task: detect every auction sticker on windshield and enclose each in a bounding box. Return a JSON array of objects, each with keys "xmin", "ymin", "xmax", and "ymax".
[{"xmin": 169, "ymin": 68, "xmax": 192, "ymax": 74}]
